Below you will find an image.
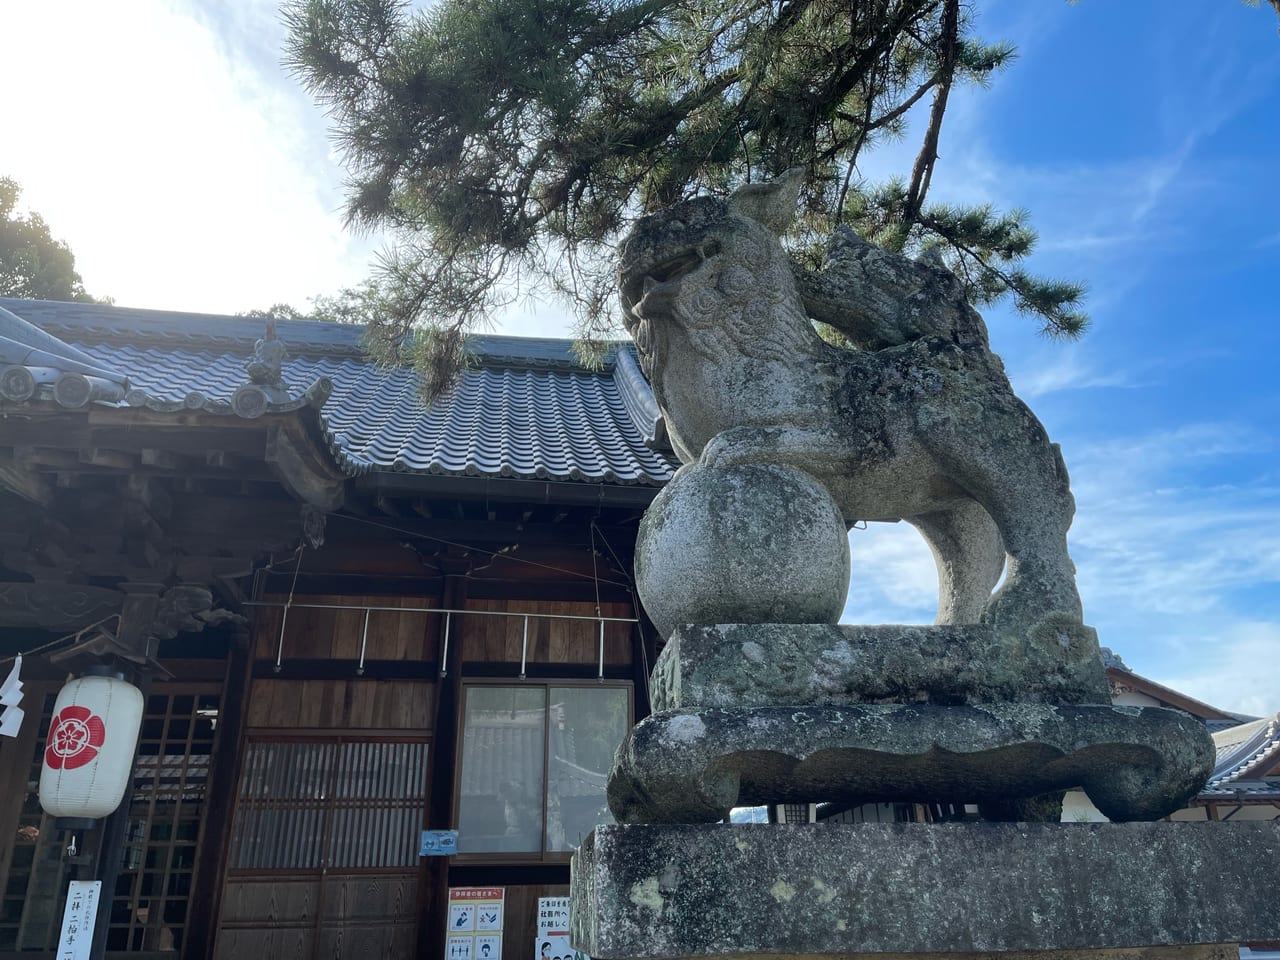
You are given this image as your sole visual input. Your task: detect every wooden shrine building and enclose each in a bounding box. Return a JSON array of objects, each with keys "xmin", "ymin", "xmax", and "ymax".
[{"xmin": 0, "ymin": 296, "xmax": 675, "ymax": 959}]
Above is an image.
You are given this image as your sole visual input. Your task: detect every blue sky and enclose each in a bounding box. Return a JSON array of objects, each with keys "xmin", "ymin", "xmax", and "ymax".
[
  {"xmin": 1, "ymin": 1, "xmax": 1277, "ymax": 713},
  {"xmin": 845, "ymin": 1, "xmax": 1280, "ymax": 715}
]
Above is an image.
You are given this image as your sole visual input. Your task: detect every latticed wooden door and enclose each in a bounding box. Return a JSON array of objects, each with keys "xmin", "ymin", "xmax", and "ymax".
[
  {"xmin": 0, "ymin": 684, "xmax": 220, "ymax": 956},
  {"xmin": 216, "ymin": 736, "xmax": 430, "ymax": 960}
]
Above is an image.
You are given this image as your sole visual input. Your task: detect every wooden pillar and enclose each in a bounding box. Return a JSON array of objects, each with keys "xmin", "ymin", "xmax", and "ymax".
[
  {"xmin": 628, "ymin": 588, "xmax": 657, "ymax": 721},
  {"xmin": 419, "ymin": 571, "xmax": 468, "ymax": 959},
  {"xmin": 86, "ymin": 665, "xmax": 152, "ymax": 960},
  {"xmin": 185, "ymin": 624, "xmax": 254, "ymax": 960},
  {"xmin": 80, "ymin": 583, "xmax": 162, "ymax": 960},
  {"xmin": 0, "ymin": 678, "xmax": 43, "ymax": 895}
]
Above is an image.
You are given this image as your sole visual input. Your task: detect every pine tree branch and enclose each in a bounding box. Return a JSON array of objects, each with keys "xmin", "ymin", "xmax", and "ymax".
[
  {"xmin": 904, "ymin": 0, "xmax": 958, "ymax": 220},
  {"xmin": 919, "ymin": 214, "xmax": 1085, "ymax": 337}
]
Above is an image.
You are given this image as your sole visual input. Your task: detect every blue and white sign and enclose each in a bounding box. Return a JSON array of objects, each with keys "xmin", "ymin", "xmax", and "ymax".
[{"xmin": 420, "ymin": 829, "xmax": 459, "ymax": 856}]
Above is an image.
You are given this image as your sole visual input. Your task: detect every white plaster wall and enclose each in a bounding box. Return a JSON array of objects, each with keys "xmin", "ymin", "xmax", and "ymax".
[{"xmin": 1061, "ymin": 789, "xmax": 1108, "ymax": 823}]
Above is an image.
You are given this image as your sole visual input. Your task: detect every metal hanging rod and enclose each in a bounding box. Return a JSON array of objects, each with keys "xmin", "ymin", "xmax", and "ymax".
[
  {"xmin": 244, "ymin": 600, "xmax": 638, "ymax": 624},
  {"xmin": 254, "ymin": 600, "xmax": 636, "ymax": 681}
]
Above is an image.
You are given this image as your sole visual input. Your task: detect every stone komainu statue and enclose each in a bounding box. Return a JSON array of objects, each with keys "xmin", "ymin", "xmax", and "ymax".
[
  {"xmin": 606, "ymin": 175, "xmax": 1215, "ymax": 829},
  {"xmin": 618, "ymin": 171, "xmax": 1085, "ymax": 655}
]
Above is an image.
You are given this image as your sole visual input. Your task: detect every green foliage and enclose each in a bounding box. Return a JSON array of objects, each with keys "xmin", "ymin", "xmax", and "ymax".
[
  {"xmin": 285, "ymin": 0, "xmax": 1086, "ymax": 393},
  {"xmin": 1241, "ymin": 0, "xmax": 1280, "ymax": 31},
  {"xmin": 0, "ymin": 177, "xmax": 102, "ymax": 303},
  {"xmin": 238, "ymin": 302, "xmax": 311, "ymax": 320}
]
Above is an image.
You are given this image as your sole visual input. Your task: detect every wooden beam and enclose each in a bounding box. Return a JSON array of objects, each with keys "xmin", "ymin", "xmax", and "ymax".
[
  {"xmin": 79, "ymin": 447, "xmax": 136, "ymax": 470},
  {"xmin": 186, "ymin": 632, "xmax": 250, "ymax": 960},
  {"xmin": 0, "ymin": 456, "xmax": 52, "ymax": 506},
  {"xmin": 86, "ymin": 413, "xmax": 268, "ymax": 458},
  {"xmin": 0, "ymin": 582, "xmax": 122, "ymax": 630},
  {"xmin": 174, "ymin": 555, "xmax": 258, "ymax": 581},
  {"xmin": 422, "ymin": 572, "xmax": 467, "ymax": 959},
  {"xmin": 264, "ymin": 422, "xmax": 346, "ymax": 511},
  {"xmin": 12, "ymin": 446, "xmax": 79, "ymax": 469},
  {"xmin": 141, "ymin": 448, "xmax": 188, "ymax": 471},
  {"xmin": 0, "ymin": 415, "xmax": 91, "ymax": 448},
  {"xmin": 204, "ymin": 449, "xmax": 240, "ymax": 470}
]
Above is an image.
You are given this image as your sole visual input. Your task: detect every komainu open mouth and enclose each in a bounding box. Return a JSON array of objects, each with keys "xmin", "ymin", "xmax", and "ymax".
[{"xmin": 622, "ymin": 240, "xmax": 721, "ymax": 310}]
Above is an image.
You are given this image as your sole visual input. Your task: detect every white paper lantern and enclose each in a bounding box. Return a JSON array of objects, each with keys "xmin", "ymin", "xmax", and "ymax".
[{"xmin": 39, "ymin": 675, "xmax": 144, "ymax": 821}]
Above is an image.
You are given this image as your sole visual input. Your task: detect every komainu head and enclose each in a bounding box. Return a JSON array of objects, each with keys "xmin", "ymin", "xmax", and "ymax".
[{"xmin": 617, "ymin": 171, "xmax": 813, "ymax": 375}]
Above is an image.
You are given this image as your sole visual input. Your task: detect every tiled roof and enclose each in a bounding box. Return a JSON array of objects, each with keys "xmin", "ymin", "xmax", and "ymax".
[
  {"xmin": 1207, "ymin": 712, "xmax": 1280, "ymax": 791},
  {"xmin": 1101, "ymin": 644, "xmax": 1278, "ymax": 805},
  {"xmin": 0, "ymin": 298, "xmax": 676, "ymax": 487},
  {"xmin": 1199, "ymin": 778, "xmax": 1280, "ymax": 799},
  {"xmin": 1103, "ymin": 647, "xmax": 1255, "ymax": 727}
]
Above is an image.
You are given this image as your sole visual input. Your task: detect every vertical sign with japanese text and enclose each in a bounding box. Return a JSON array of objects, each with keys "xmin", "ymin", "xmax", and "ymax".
[
  {"xmin": 535, "ymin": 895, "xmax": 588, "ymax": 960},
  {"xmin": 447, "ymin": 886, "xmax": 504, "ymax": 960},
  {"xmin": 57, "ymin": 880, "xmax": 100, "ymax": 960}
]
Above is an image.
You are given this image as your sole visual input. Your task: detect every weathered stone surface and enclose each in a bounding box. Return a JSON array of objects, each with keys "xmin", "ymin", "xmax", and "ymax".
[
  {"xmin": 573, "ymin": 949, "xmax": 1234, "ymax": 960},
  {"xmin": 634, "ymin": 463, "xmax": 850, "ymax": 641},
  {"xmin": 571, "ymin": 822, "xmax": 1280, "ymax": 958},
  {"xmin": 607, "ymin": 704, "xmax": 1214, "ymax": 824},
  {"xmin": 651, "ymin": 623, "xmax": 1109, "ymax": 711},
  {"xmin": 618, "ymin": 173, "xmax": 1087, "ymax": 655}
]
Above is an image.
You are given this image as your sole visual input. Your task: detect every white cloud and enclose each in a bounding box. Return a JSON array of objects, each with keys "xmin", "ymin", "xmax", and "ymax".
[
  {"xmin": 1011, "ymin": 352, "xmax": 1133, "ymax": 398},
  {"xmin": 1073, "ymin": 462, "xmax": 1280, "ymax": 611},
  {"xmin": 0, "ymin": 0, "xmax": 378, "ymax": 314},
  {"xmin": 1056, "ymin": 421, "xmax": 1280, "ymax": 704},
  {"xmin": 1157, "ymin": 622, "xmax": 1280, "ymax": 718},
  {"xmin": 841, "ymin": 522, "xmax": 939, "ymax": 625}
]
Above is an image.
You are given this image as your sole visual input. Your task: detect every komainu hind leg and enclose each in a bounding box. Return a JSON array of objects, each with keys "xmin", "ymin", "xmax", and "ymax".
[
  {"xmin": 977, "ymin": 440, "xmax": 1083, "ymax": 632},
  {"xmin": 927, "ymin": 411, "xmax": 1082, "ymax": 633},
  {"xmin": 930, "ymin": 430, "xmax": 1109, "ymax": 705},
  {"xmin": 909, "ymin": 500, "xmax": 1004, "ymax": 625}
]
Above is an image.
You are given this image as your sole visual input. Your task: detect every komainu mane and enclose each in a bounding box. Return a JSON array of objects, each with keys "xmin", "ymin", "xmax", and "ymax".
[{"xmin": 618, "ymin": 171, "xmax": 1085, "ymax": 657}]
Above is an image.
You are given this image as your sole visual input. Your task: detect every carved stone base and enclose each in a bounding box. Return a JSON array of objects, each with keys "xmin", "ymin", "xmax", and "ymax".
[
  {"xmin": 570, "ymin": 822, "xmax": 1280, "ymax": 958},
  {"xmin": 567, "ymin": 947, "xmax": 1239, "ymax": 960},
  {"xmin": 606, "ymin": 704, "xmax": 1214, "ymax": 824},
  {"xmin": 651, "ymin": 622, "xmax": 1110, "ymax": 710}
]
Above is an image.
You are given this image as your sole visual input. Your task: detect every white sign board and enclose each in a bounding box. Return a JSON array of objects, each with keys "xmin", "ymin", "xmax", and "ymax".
[
  {"xmin": 536, "ymin": 896, "xmax": 570, "ymax": 936},
  {"xmin": 57, "ymin": 880, "xmax": 100, "ymax": 960},
  {"xmin": 535, "ymin": 895, "xmax": 588, "ymax": 960}
]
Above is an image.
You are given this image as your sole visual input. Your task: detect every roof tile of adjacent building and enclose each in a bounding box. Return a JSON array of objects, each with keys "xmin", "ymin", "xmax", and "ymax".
[
  {"xmin": 0, "ymin": 297, "xmax": 677, "ymax": 487},
  {"xmin": 1102, "ymin": 645, "xmax": 1278, "ymax": 801},
  {"xmin": 1207, "ymin": 712, "xmax": 1280, "ymax": 793}
]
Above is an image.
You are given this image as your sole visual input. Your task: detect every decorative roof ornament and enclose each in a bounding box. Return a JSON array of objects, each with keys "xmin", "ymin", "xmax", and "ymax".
[
  {"xmin": 1099, "ymin": 646, "xmax": 1130, "ymax": 671},
  {"xmin": 234, "ymin": 319, "xmax": 300, "ymax": 417},
  {"xmin": 245, "ymin": 319, "xmax": 290, "ymax": 390},
  {"xmin": 119, "ymin": 318, "xmax": 332, "ymax": 419},
  {"xmin": 0, "ymin": 304, "xmax": 128, "ymax": 408}
]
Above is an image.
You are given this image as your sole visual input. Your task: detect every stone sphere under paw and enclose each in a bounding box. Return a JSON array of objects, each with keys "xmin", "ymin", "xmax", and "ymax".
[{"xmin": 635, "ymin": 462, "xmax": 850, "ymax": 639}]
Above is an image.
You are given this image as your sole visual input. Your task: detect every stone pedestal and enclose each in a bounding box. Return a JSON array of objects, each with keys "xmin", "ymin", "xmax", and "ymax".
[
  {"xmin": 607, "ymin": 703, "xmax": 1215, "ymax": 824},
  {"xmin": 610, "ymin": 623, "xmax": 1215, "ymax": 826},
  {"xmin": 651, "ymin": 623, "xmax": 1109, "ymax": 710},
  {"xmin": 571, "ymin": 822, "xmax": 1280, "ymax": 959}
]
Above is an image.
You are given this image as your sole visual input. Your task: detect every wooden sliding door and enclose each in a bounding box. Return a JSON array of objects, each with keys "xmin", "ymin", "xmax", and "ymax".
[{"xmin": 215, "ymin": 735, "xmax": 430, "ymax": 960}]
